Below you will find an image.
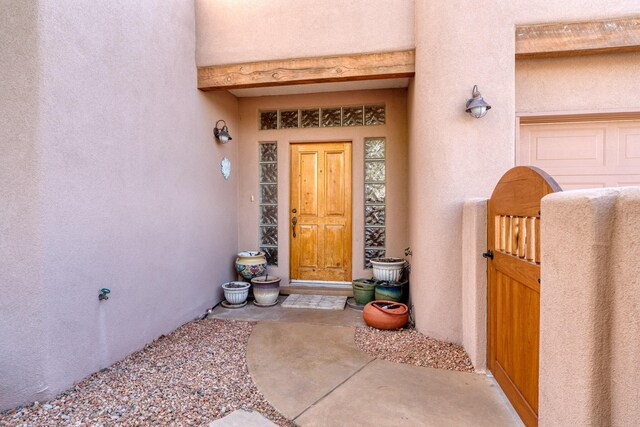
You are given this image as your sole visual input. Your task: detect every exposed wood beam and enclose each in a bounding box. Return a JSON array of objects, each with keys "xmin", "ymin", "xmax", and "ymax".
[
  {"xmin": 516, "ymin": 16, "xmax": 640, "ymax": 59},
  {"xmin": 197, "ymin": 50, "xmax": 415, "ymax": 91}
]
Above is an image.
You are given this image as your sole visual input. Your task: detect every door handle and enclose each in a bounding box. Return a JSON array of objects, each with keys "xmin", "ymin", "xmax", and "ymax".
[
  {"xmin": 482, "ymin": 250, "xmax": 494, "ymax": 260},
  {"xmin": 292, "ymin": 216, "xmax": 297, "ymax": 238}
]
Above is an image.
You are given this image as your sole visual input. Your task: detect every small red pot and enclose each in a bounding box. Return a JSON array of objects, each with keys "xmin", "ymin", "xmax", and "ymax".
[{"xmin": 363, "ymin": 300, "xmax": 409, "ymax": 330}]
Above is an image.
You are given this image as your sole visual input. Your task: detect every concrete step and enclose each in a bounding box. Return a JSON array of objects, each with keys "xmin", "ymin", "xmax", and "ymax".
[{"xmin": 280, "ymin": 282, "xmax": 353, "ymax": 297}]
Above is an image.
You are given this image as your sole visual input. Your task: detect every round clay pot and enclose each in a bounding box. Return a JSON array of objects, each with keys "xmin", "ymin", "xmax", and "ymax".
[
  {"xmin": 374, "ymin": 280, "xmax": 409, "ymax": 303},
  {"xmin": 235, "ymin": 251, "xmax": 267, "ymax": 280},
  {"xmin": 250, "ymin": 275, "xmax": 280, "ymax": 306},
  {"xmin": 370, "ymin": 257, "xmax": 406, "ymax": 281},
  {"xmin": 352, "ymin": 278, "xmax": 377, "ymax": 305},
  {"xmin": 363, "ymin": 300, "xmax": 409, "ymax": 330},
  {"xmin": 221, "ymin": 281, "xmax": 250, "ymax": 305}
]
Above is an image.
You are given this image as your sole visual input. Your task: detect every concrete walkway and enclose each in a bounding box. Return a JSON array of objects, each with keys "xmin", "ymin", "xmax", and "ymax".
[{"xmin": 247, "ymin": 322, "xmax": 522, "ymax": 426}]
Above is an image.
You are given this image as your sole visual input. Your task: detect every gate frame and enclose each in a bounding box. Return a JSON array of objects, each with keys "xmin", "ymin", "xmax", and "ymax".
[{"xmin": 487, "ymin": 166, "xmax": 561, "ymax": 427}]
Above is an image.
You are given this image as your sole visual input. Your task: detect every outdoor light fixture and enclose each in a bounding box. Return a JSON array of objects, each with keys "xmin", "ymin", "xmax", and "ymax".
[
  {"xmin": 465, "ymin": 85, "xmax": 491, "ymax": 118},
  {"xmin": 214, "ymin": 120, "xmax": 232, "ymax": 143}
]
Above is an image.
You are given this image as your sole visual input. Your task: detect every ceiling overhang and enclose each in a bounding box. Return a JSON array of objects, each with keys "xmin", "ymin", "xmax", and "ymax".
[{"xmin": 197, "ymin": 50, "xmax": 415, "ymax": 92}]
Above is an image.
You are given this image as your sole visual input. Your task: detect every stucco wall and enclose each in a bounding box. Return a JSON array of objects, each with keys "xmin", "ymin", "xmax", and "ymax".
[
  {"xmin": 0, "ymin": 0, "xmax": 47, "ymax": 409},
  {"xmin": 408, "ymin": 0, "xmax": 640, "ymax": 343},
  {"xmin": 540, "ymin": 187, "xmax": 640, "ymax": 426},
  {"xmin": 1, "ymin": 0, "xmax": 240, "ymax": 409},
  {"xmin": 236, "ymin": 89, "xmax": 409, "ymax": 283},
  {"xmin": 195, "ymin": 0, "xmax": 415, "ymax": 66},
  {"xmin": 516, "ymin": 52, "xmax": 640, "ymax": 113},
  {"xmin": 461, "ymin": 199, "xmax": 488, "ymax": 371}
]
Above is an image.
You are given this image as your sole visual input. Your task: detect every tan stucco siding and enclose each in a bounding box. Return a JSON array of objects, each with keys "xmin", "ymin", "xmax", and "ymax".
[{"xmin": 195, "ymin": 0, "xmax": 415, "ymax": 67}]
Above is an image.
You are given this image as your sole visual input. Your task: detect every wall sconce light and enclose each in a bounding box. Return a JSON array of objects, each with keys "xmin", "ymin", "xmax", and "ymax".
[
  {"xmin": 465, "ymin": 85, "xmax": 491, "ymax": 118},
  {"xmin": 214, "ymin": 120, "xmax": 232, "ymax": 143}
]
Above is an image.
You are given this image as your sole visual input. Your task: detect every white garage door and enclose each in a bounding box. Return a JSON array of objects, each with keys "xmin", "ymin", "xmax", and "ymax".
[{"xmin": 518, "ymin": 120, "xmax": 640, "ymax": 190}]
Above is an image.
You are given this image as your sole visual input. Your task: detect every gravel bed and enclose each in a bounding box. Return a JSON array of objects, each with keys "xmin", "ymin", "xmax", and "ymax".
[
  {"xmin": 355, "ymin": 326, "xmax": 474, "ymax": 373},
  {"xmin": 1, "ymin": 319, "xmax": 293, "ymax": 427}
]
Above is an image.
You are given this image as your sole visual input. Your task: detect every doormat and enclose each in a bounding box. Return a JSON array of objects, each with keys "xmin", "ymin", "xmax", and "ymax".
[{"xmin": 281, "ymin": 294, "xmax": 347, "ymax": 310}]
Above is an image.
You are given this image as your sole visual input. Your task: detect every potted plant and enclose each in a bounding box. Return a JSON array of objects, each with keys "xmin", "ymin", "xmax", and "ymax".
[
  {"xmin": 374, "ymin": 279, "xmax": 409, "ymax": 303},
  {"xmin": 221, "ymin": 281, "xmax": 250, "ymax": 305},
  {"xmin": 235, "ymin": 251, "xmax": 267, "ymax": 280},
  {"xmin": 250, "ymin": 275, "xmax": 280, "ymax": 306},
  {"xmin": 363, "ymin": 300, "xmax": 409, "ymax": 330},
  {"xmin": 352, "ymin": 278, "xmax": 378, "ymax": 305},
  {"xmin": 370, "ymin": 257, "xmax": 406, "ymax": 281}
]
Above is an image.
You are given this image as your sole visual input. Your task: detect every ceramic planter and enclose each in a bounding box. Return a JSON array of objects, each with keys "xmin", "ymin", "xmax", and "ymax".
[
  {"xmin": 374, "ymin": 280, "xmax": 409, "ymax": 303},
  {"xmin": 235, "ymin": 251, "xmax": 267, "ymax": 280},
  {"xmin": 221, "ymin": 281, "xmax": 250, "ymax": 305},
  {"xmin": 370, "ymin": 257, "xmax": 406, "ymax": 282},
  {"xmin": 250, "ymin": 275, "xmax": 280, "ymax": 306},
  {"xmin": 363, "ymin": 300, "xmax": 409, "ymax": 330},
  {"xmin": 352, "ymin": 278, "xmax": 378, "ymax": 305}
]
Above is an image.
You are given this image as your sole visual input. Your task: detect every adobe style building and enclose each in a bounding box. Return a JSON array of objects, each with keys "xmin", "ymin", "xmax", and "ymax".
[{"xmin": 2, "ymin": 1, "xmax": 639, "ymax": 425}]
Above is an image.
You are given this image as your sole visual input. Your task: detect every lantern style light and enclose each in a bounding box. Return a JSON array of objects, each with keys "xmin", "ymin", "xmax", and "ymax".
[
  {"xmin": 465, "ymin": 85, "xmax": 491, "ymax": 118},
  {"xmin": 214, "ymin": 120, "xmax": 232, "ymax": 143}
]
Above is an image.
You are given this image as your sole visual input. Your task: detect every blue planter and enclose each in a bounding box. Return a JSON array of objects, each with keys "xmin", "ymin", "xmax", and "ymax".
[{"xmin": 374, "ymin": 280, "xmax": 409, "ymax": 303}]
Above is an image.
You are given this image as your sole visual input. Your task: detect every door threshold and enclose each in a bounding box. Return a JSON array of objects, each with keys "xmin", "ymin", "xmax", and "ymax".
[
  {"xmin": 289, "ymin": 279, "xmax": 352, "ymax": 287},
  {"xmin": 282, "ymin": 280, "xmax": 353, "ymax": 297}
]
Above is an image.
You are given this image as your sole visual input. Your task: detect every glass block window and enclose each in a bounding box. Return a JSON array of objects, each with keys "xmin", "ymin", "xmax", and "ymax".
[
  {"xmin": 364, "ymin": 137, "xmax": 386, "ymax": 268},
  {"xmin": 342, "ymin": 106, "xmax": 364, "ymax": 126},
  {"xmin": 260, "ymin": 111, "xmax": 278, "ymax": 130},
  {"xmin": 259, "ymin": 142, "xmax": 278, "ymax": 265},
  {"xmin": 365, "ymin": 105, "xmax": 386, "ymax": 125},
  {"xmin": 321, "ymin": 107, "xmax": 342, "ymax": 127},
  {"xmin": 301, "ymin": 109, "xmax": 320, "ymax": 128},
  {"xmin": 280, "ymin": 110, "xmax": 299, "ymax": 129},
  {"xmin": 259, "ymin": 105, "xmax": 384, "ymax": 130}
]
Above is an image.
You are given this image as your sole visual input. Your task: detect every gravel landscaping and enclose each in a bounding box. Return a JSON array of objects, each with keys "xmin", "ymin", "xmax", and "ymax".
[
  {"xmin": 355, "ymin": 326, "xmax": 475, "ymax": 373},
  {"xmin": 1, "ymin": 317, "xmax": 474, "ymax": 426},
  {"xmin": 0, "ymin": 319, "xmax": 293, "ymax": 427}
]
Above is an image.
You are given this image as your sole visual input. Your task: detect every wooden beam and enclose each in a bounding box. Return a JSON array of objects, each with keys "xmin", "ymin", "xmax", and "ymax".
[
  {"xmin": 516, "ymin": 16, "xmax": 640, "ymax": 59},
  {"xmin": 197, "ymin": 50, "xmax": 415, "ymax": 91}
]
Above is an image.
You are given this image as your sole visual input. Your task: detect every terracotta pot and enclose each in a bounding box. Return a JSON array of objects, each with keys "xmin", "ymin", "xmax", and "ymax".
[
  {"xmin": 251, "ymin": 275, "xmax": 280, "ymax": 305},
  {"xmin": 235, "ymin": 251, "xmax": 267, "ymax": 280},
  {"xmin": 363, "ymin": 300, "xmax": 409, "ymax": 330}
]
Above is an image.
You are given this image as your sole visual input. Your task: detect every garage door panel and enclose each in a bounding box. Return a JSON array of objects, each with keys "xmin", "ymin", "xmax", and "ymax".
[
  {"xmin": 518, "ymin": 120, "xmax": 640, "ymax": 190},
  {"xmin": 617, "ymin": 126, "xmax": 640, "ymax": 167},
  {"xmin": 526, "ymin": 126, "xmax": 605, "ymax": 169},
  {"xmin": 552, "ymin": 177, "xmax": 607, "ymax": 191},
  {"xmin": 617, "ymin": 177, "xmax": 640, "ymax": 187},
  {"xmin": 552, "ymin": 175, "xmax": 640, "ymax": 190}
]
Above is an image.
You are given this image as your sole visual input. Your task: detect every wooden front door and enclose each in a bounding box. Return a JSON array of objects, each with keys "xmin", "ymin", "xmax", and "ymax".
[
  {"xmin": 487, "ymin": 166, "xmax": 561, "ymax": 427},
  {"xmin": 290, "ymin": 142, "xmax": 352, "ymax": 282}
]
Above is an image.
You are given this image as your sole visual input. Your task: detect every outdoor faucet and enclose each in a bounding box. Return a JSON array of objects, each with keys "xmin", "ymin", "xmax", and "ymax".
[{"xmin": 98, "ymin": 288, "xmax": 111, "ymax": 301}]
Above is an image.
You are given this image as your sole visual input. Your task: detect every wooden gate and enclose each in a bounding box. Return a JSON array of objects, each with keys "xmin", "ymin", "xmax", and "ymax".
[{"xmin": 487, "ymin": 166, "xmax": 561, "ymax": 427}]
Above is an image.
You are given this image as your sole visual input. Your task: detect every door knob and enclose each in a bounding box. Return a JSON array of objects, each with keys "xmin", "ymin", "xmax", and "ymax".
[{"xmin": 292, "ymin": 216, "xmax": 297, "ymax": 238}]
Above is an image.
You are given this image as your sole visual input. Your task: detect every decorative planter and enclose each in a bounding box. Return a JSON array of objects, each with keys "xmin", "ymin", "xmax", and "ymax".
[
  {"xmin": 370, "ymin": 257, "xmax": 406, "ymax": 282},
  {"xmin": 352, "ymin": 278, "xmax": 378, "ymax": 305},
  {"xmin": 251, "ymin": 275, "xmax": 281, "ymax": 306},
  {"xmin": 235, "ymin": 251, "xmax": 267, "ymax": 280},
  {"xmin": 221, "ymin": 281, "xmax": 250, "ymax": 305},
  {"xmin": 363, "ymin": 300, "xmax": 409, "ymax": 330},
  {"xmin": 375, "ymin": 280, "xmax": 409, "ymax": 303}
]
